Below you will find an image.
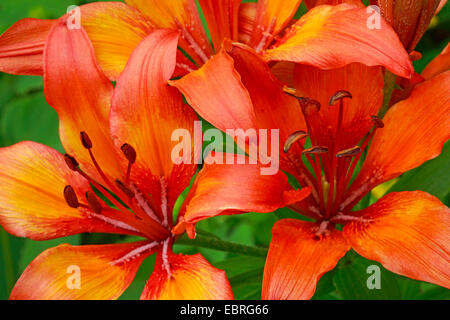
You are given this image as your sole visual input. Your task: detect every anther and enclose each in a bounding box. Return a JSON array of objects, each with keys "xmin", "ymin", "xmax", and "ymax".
[
  {"xmin": 64, "ymin": 154, "xmax": 79, "ymax": 171},
  {"xmin": 336, "ymin": 146, "xmax": 361, "ymax": 158},
  {"xmin": 115, "ymin": 179, "xmax": 135, "ymax": 198},
  {"xmin": 121, "ymin": 143, "xmax": 137, "ymax": 164},
  {"xmin": 283, "ymin": 130, "xmax": 308, "ymax": 153},
  {"xmin": 80, "ymin": 131, "xmax": 93, "ymax": 149},
  {"xmin": 63, "ymin": 185, "xmax": 79, "ymax": 208},
  {"xmin": 300, "ymin": 98, "xmax": 321, "ymax": 112},
  {"xmin": 85, "ymin": 191, "xmax": 102, "ymax": 214},
  {"xmin": 302, "ymin": 146, "xmax": 328, "ymax": 155},
  {"xmin": 371, "ymin": 115, "xmax": 384, "ymax": 128},
  {"xmin": 329, "ymin": 90, "xmax": 352, "ymax": 106}
]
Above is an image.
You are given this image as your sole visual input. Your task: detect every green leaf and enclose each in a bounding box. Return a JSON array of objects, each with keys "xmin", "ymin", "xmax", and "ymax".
[
  {"xmin": 389, "ymin": 141, "xmax": 450, "ymax": 203},
  {"xmin": 0, "ymin": 228, "xmax": 25, "ymax": 299},
  {"xmin": 18, "ymin": 235, "xmax": 81, "ymax": 274},
  {"xmin": 1, "ymin": 92, "xmax": 62, "ymax": 151},
  {"xmin": 333, "ymin": 257, "xmax": 402, "ymax": 300},
  {"xmin": 215, "ymin": 256, "xmax": 265, "ymax": 300}
]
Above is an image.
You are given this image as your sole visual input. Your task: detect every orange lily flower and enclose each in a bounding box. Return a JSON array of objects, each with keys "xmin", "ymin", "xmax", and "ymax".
[
  {"xmin": 0, "ymin": 22, "xmax": 308, "ymax": 299},
  {"xmin": 0, "ymin": 1, "xmax": 413, "ymax": 80},
  {"xmin": 170, "ymin": 43, "xmax": 450, "ymax": 299}
]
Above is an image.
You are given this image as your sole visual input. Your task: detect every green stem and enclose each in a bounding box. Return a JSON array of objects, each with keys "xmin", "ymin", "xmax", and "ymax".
[
  {"xmin": 378, "ymin": 70, "xmax": 397, "ymax": 119},
  {"xmin": 176, "ymin": 234, "xmax": 268, "ymax": 258},
  {"xmin": 0, "ymin": 228, "xmax": 15, "ymax": 295}
]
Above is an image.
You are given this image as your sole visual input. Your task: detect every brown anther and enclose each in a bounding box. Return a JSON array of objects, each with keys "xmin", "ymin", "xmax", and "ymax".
[
  {"xmin": 302, "ymin": 146, "xmax": 328, "ymax": 155},
  {"xmin": 64, "ymin": 154, "xmax": 79, "ymax": 171},
  {"xmin": 329, "ymin": 90, "xmax": 352, "ymax": 106},
  {"xmin": 63, "ymin": 185, "xmax": 79, "ymax": 208},
  {"xmin": 80, "ymin": 131, "xmax": 93, "ymax": 149},
  {"xmin": 300, "ymin": 98, "xmax": 321, "ymax": 112},
  {"xmin": 121, "ymin": 143, "xmax": 137, "ymax": 164},
  {"xmin": 371, "ymin": 115, "xmax": 384, "ymax": 128},
  {"xmin": 409, "ymin": 51, "xmax": 422, "ymax": 61},
  {"xmin": 115, "ymin": 180, "xmax": 135, "ymax": 198},
  {"xmin": 336, "ymin": 146, "xmax": 361, "ymax": 158},
  {"xmin": 283, "ymin": 130, "xmax": 308, "ymax": 153},
  {"xmin": 85, "ymin": 191, "xmax": 102, "ymax": 214}
]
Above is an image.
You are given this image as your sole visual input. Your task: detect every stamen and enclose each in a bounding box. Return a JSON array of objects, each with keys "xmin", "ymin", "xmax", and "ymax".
[
  {"xmin": 121, "ymin": 143, "xmax": 137, "ymax": 164},
  {"xmin": 302, "ymin": 146, "xmax": 328, "ymax": 155},
  {"xmin": 115, "ymin": 179, "xmax": 135, "ymax": 198},
  {"xmin": 283, "ymin": 130, "xmax": 308, "ymax": 153},
  {"xmin": 371, "ymin": 115, "xmax": 384, "ymax": 128},
  {"xmin": 63, "ymin": 185, "xmax": 79, "ymax": 208},
  {"xmin": 329, "ymin": 90, "xmax": 352, "ymax": 106},
  {"xmin": 336, "ymin": 146, "xmax": 362, "ymax": 158},
  {"xmin": 110, "ymin": 241, "xmax": 160, "ymax": 265},
  {"xmin": 80, "ymin": 131, "xmax": 92, "ymax": 149},
  {"xmin": 64, "ymin": 154, "xmax": 79, "ymax": 171},
  {"xmin": 162, "ymin": 239, "xmax": 172, "ymax": 278},
  {"xmin": 121, "ymin": 143, "xmax": 136, "ymax": 184},
  {"xmin": 85, "ymin": 191, "xmax": 102, "ymax": 214}
]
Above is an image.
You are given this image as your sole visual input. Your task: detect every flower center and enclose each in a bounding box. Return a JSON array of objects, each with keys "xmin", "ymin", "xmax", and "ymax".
[
  {"xmin": 283, "ymin": 89, "xmax": 384, "ymax": 221},
  {"xmin": 62, "ymin": 132, "xmax": 172, "ymax": 242}
]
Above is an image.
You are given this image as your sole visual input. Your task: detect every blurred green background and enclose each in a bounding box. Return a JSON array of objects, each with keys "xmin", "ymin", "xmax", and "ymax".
[{"xmin": 0, "ymin": 0, "xmax": 449, "ymax": 300}]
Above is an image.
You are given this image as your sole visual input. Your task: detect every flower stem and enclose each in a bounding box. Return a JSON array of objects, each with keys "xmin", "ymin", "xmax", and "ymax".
[
  {"xmin": 175, "ymin": 234, "xmax": 268, "ymax": 258},
  {"xmin": 378, "ymin": 70, "xmax": 397, "ymax": 118}
]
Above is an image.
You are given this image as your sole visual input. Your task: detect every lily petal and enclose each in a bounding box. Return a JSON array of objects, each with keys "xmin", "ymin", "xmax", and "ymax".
[
  {"xmin": 0, "ymin": 142, "xmax": 136, "ymax": 240},
  {"xmin": 125, "ymin": 0, "xmax": 212, "ymax": 64},
  {"xmin": 264, "ymin": 4, "xmax": 413, "ymax": 78},
  {"xmin": 184, "ymin": 153, "xmax": 312, "ymax": 224},
  {"xmin": 80, "ymin": 2, "xmax": 154, "ymax": 80},
  {"xmin": 44, "ymin": 20, "xmax": 122, "ymax": 183},
  {"xmin": 10, "ymin": 241, "xmax": 154, "ymax": 300},
  {"xmin": 344, "ymin": 71, "xmax": 450, "ymax": 210},
  {"xmin": 111, "ymin": 29, "xmax": 199, "ymax": 215},
  {"xmin": 248, "ymin": 0, "xmax": 303, "ymax": 51},
  {"xmin": 343, "ymin": 191, "xmax": 450, "ymax": 289},
  {"xmin": 141, "ymin": 249, "xmax": 233, "ymax": 300},
  {"xmin": 0, "ymin": 18, "xmax": 54, "ymax": 75},
  {"xmin": 262, "ymin": 219, "xmax": 350, "ymax": 299},
  {"xmin": 422, "ymin": 42, "xmax": 450, "ymax": 80}
]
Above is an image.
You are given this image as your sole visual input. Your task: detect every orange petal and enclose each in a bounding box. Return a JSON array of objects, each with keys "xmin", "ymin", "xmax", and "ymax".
[
  {"xmin": 262, "ymin": 219, "xmax": 350, "ymax": 299},
  {"xmin": 248, "ymin": 0, "xmax": 303, "ymax": 51},
  {"xmin": 125, "ymin": 0, "xmax": 212, "ymax": 64},
  {"xmin": 343, "ymin": 191, "xmax": 450, "ymax": 288},
  {"xmin": 198, "ymin": 0, "xmax": 241, "ymax": 50},
  {"xmin": 141, "ymin": 249, "xmax": 233, "ymax": 300},
  {"xmin": 293, "ymin": 63, "xmax": 384, "ymax": 149},
  {"xmin": 264, "ymin": 4, "xmax": 413, "ymax": 78},
  {"xmin": 44, "ymin": 20, "xmax": 122, "ymax": 184},
  {"xmin": 344, "ymin": 71, "xmax": 450, "ymax": 210},
  {"xmin": 0, "ymin": 18, "xmax": 55, "ymax": 76},
  {"xmin": 80, "ymin": 2, "xmax": 153, "ymax": 80},
  {"xmin": 171, "ymin": 45, "xmax": 257, "ymax": 131},
  {"xmin": 422, "ymin": 42, "xmax": 450, "ymax": 80},
  {"xmin": 111, "ymin": 29, "xmax": 199, "ymax": 213},
  {"xmin": 305, "ymin": 0, "xmax": 364, "ymax": 9},
  {"xmin": 0, "ymin": 142, "xmax": 136, "ymax": 240},
  {"xmin": 184, "ymin": 153, "xmax": 312, "ymax": 224},
  {"xmin": 172, "ymin": 43, "xmax": 306, "ymax": 173},
  {"xmin": 10, "ymin": 241, "xmax": 155, "ymax": 300}
]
